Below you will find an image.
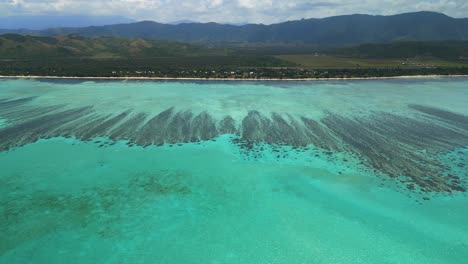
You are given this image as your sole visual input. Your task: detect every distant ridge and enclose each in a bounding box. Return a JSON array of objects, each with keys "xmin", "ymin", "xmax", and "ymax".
[
  {"xmin": 168, "ymin": 20, "xmax": 199, "ymax": 25},
  {"xmin": 0, "ymin": 15, "xmax": 135, "ymax": 30},
  {"xmin": 1, "ymin": 12, "xmax": 467, "ymax": 46}
]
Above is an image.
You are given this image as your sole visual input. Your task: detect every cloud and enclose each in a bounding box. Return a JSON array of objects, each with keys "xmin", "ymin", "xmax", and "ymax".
[{"xmin": 0, "ymin": 0, "xmax": 467, "ymax": 24}]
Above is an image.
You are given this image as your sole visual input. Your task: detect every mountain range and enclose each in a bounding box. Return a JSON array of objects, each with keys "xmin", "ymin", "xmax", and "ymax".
[
  {"xmin": 1, "ymin": 12, "xmax": 468, "ymax": 46},
  {"xmin": 0, "ymin": 15, "xmax": 135, "ymax": 30}
]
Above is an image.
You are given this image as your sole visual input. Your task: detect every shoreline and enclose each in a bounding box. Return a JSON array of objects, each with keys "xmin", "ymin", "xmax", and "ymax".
[{"xmin": 1, "ymin": 74, "xmax": 468, "ymax": 81}]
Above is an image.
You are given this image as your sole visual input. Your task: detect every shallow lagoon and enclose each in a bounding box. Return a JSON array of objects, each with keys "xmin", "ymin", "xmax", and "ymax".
[{"xmin": 0, "ymin": 78, "xmax": 467, "ymax": 263}]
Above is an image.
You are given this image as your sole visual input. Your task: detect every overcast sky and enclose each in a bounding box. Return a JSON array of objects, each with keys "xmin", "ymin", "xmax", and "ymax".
[{"xmin": 1, "ymin": 0, "xmax": 468, "ymax": 24}]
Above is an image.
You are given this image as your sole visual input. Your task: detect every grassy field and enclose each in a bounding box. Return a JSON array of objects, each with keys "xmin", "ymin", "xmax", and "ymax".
[{"xmin": 276, "ymin": 54, "xmax": 468, "ymax": 69}]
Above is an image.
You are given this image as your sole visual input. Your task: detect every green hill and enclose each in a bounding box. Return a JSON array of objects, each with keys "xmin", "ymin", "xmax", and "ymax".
[{"xmin": 0, "ymin": 34, "xmax": 223, "ymax": 59}]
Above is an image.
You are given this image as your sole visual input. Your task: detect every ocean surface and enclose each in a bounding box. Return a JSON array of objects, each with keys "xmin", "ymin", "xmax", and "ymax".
[{"xmin": 0, "ymin": 78, "xmax": 467, "ymax": 263}]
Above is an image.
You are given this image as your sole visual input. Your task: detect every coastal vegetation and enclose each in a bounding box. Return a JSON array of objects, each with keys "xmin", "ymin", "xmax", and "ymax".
[{"xmin": 1, "ymin": 34, "xmax": 468, "ymax": 79}]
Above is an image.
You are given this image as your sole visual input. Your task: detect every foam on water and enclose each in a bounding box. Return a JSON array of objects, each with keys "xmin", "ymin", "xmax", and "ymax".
[{"xmin": 0, "ymin": 78, "xmax": 467, "ymax": 263}]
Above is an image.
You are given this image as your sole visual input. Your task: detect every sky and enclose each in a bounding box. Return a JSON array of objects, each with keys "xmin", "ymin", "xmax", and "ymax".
[{"xmin": 1, "ymin": 0, "xmax": 468, "ymax": 24}]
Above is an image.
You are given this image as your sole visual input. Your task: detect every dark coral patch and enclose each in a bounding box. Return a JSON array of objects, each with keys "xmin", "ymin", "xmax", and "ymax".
[{"xmin": 0, "ymin": 97, "xmax": 467, "ymax": 194}]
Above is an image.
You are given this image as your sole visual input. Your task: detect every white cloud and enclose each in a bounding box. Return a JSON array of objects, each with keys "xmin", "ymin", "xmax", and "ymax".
[
  {"xmin": 0, "ymin": 0, "xmax": 467, "ymax": 24},
  {"xmin": 237, "ymin": 0, "xmax": 255, "ymax": 9},
  {"xmin": 209, "ymin": 0, "xmax": 223, "ymax": 8}
]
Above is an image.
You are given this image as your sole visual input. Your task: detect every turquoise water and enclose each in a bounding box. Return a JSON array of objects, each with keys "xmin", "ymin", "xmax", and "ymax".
[{"xmin": 0, "ymin": 78, "xmax": 467, "ymax": 263}]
